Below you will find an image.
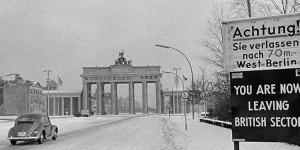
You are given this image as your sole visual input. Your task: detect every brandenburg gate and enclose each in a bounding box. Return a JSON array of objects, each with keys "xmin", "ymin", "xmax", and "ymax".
[{"xmin": 80, "ymin": 51, "xmax": 163, "ymax": 115}]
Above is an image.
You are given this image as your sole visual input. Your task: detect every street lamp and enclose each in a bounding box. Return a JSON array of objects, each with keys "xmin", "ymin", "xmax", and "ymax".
[
  {"xmin": 162, "ymin": 71, "xmax": 187, "ymax": 130},
  {"xmin": 156, "ymin": 44, "xmax": 195, "ymax": 119},
  {"xmin": 162, "ymin": 71, "xmax": 185, "ymax": 90},
  {"xmin": 44, "ymin": 69, "xmax": 52, "ymax": 116}
]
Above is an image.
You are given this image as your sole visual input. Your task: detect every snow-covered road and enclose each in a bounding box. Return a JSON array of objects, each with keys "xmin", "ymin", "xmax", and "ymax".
[{"xmin": 0, "ymin": 114, "xmax": 299, "ymax": 150}]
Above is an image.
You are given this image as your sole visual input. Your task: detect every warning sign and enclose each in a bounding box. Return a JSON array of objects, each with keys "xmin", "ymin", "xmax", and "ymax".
[
  {"xmin": 223, "ymin": 13, "xmax": 300, "ymax": 72},
  {"xmin": 231, "ymin": 68, "xmax": 300, "ymax": 143}
]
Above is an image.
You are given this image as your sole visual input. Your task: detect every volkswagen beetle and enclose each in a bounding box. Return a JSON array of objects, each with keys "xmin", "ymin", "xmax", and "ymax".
[{"xmin": 7, "ymin": 113, "xmax": 58, "ymax": 145}]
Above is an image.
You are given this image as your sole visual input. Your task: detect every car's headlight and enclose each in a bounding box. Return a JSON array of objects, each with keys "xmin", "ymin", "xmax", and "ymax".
[{"xmin": 31, "ymin": 131, "xmax": 39, "ymax": 136}]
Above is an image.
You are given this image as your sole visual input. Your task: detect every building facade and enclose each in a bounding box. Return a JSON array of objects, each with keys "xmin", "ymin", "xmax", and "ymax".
[
  {"xmin": 0, "ymin": 81, "xmax": 46, "ymax": 115},
  {"xmin": 44, "ymin": 90, "xmax": 82, "ymax": 116}
]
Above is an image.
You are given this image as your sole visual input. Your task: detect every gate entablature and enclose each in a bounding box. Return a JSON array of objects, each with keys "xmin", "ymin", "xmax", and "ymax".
[{"xmin": 81, "ymin": 66, "xmax": 161, "ymax": 83}]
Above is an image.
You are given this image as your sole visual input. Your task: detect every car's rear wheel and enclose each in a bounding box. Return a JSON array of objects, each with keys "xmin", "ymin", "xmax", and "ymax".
[
  {"xmin": 52, "ymin": 129, "xmax": 58, "ymax": 140},
  {"xmin": 10, "ymin": 140, "xmax": 17, "ymax": 145},
  {"xmin": 37, "ymin": 132, "xmax": 45, "ymax": 144}
]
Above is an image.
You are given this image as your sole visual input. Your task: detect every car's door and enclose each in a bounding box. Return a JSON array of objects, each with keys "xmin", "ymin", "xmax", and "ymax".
[
  {"xmin": 40, "ymin": 116, "xmax": 46, "ymax": 128},
  {"xmin": 40, "ymin": 116, "xmax": 47, "ymax": 136},
  {"xmin": 44, "ymin": 116, "xmax": 52, "ymax": 137}
]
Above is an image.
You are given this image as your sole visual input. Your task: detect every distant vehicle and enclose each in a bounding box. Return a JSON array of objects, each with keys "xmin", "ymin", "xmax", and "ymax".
[
  {"xmin": 7, "ymin": 113, "xmax": 58, "ymax": 145},
  {"xmin": 80, "ymin": 110, "xmax": 90, "ymax": 117},
  {"xmin": 200, "ymin": 112, "xmax": 209, "ymax": 117}
]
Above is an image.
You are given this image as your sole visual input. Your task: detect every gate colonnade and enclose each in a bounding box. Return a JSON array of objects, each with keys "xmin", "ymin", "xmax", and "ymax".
[
  {"xmin": 46, "ymin": 90, "xmax": 81, "ymax": 116},
  {"xmin": 80, "ymin": 52, "xmax": 163, "ymax": 115}
]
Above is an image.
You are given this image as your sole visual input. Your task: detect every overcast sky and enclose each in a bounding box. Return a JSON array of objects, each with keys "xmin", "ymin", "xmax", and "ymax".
[{"xmin": 0, "ymin": 0, "xmax": 229, "ymax": 95}]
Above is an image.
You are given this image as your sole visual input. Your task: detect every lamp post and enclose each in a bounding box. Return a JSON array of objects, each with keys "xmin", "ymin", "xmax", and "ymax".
[
  {"xmin": 156, "ymin": 44, "xmax": 195, "ymax": 119},
  {"xmin": 44, "ymin": 69, "xmax": 52, "ymax": 116},
  {"xmin": 173, "ymin": 67, "xmax": 181, "ymax": 114},
  {"xmin": 162, "ymin": 71, "xmax": 187, "ymax": 130}
]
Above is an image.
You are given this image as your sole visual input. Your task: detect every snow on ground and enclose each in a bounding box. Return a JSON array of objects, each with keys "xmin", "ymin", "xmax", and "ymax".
[
  {"xmin": 0, "ymin": 114, "xmax": 134, "ymax": 147},
  {"xmin": 161, "ymin": 117, "xmax": 187, "ymax": 150},
  {"xmin": 50, "ymin": 115, "xmax": 132, "ymax": 134},
  {"xmin": 1, "ymin": 114, "xmax": 300, "ymax": 150},
  {"xmin": 165, "ymin": 114, "xmax": 300, "ymax": 150},
  {"xmin": 4, "ymin": 115, "xmax": 163, "ymax": 150}
]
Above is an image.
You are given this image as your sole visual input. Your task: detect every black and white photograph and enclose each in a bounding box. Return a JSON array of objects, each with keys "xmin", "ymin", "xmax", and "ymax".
[{"xmin": 0, "ymin": 0, "xmax": 300, "ymax": 149}]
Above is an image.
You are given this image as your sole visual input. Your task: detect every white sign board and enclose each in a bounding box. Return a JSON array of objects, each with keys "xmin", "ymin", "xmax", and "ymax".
[{"xmin": 223, "ymin": 13, "xmax": 300, "ymax": 72}]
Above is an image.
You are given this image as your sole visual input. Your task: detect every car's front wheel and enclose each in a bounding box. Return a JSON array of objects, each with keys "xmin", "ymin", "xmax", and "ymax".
[
  {"xmin": 37, "ymin": 132, "xmax": 45, "ymax": 144},
  {"xmin": 52, "ymin": 129, "xmax": 58, "ymax": 140},
  {"xmin": 10, "ymin": 140, "xmax": 17, "ymax": 145}
]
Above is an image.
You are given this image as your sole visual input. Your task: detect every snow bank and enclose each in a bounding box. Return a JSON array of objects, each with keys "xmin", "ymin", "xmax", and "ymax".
[
  {"xmin": 163, "ymin": 115, "xmax": 300, "ymax": 150},
  {"xmin": 161, "ymin": 117, "xmax": 187, "ymax": 150}
]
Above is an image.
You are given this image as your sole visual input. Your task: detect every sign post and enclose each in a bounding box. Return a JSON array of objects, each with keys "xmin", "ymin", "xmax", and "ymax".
[
  {"xmin": 234, "ymin": 141, "xmax": 239, "ymax": 150},
  {"xmin": 182, "ymin": 90, "xmax": 189, "ymax": 130}
]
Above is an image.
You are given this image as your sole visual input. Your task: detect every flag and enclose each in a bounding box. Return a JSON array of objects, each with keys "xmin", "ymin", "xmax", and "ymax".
[{"xmin": 58, "ymin": 76, "xmax": 63, "ymax": 86}]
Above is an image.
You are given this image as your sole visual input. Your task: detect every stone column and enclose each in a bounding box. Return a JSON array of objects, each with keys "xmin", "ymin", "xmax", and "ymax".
[
  {"xmin": 172, "ymin": 91, "xmax": 176, "ymax": 113},
  {"xmin": 129, "ymin": 82, "xmax": 135, "ymax": 114},
  {"xmin": 174, "ymin": 95, "xmax": 177, "ymax": 113},
  {"xmin": 70, "ymin": 97, "xmax": 73, "ymax": 115},
  {"xmin": 97, "ymin": 82, "xmax": 103, "ymax": 115},
  {"xmin": 87, "ymin": 83, "xmax": 92, "ymax": 114},
  {"xmin": 111, "ymin": 82, "xmax": 118, "ymax": 115},
  {"xmin": 101, "ymin": 83, "xmax": 105, "ymax": 114},
  {"xmin": 177, "ymin": 95, "xmax": 180, "ymax": 113},
  {"xmin": 56, "ymin": 98, "xmax": 59, "ymax": 115},
  {"xmin": 155, "ymin": 81, "xmax": 161, "ymax": 114},
  {"xmin": 179, "ymin": 95, "xmax": 182, "ymax": 113},
  {"xmin": 169, "ymin": 95, "xmax": 173, "ymax": 113},
  {"xmin": 47, "ymin": 98, "xmax": 50, "ymax": 115},
  {"xmin": 161, "ymin": 92, "xmax": 165, "ymax": 114},
  {"xmin": 78, "ymin": 96, "xmax": 81, "ymax": 112},
  {"xmin": 142, "ymin": 81, "xmax": 148, "ymax": 113},
  {"xmin": 61, "ymin": 98, "xmax": 64, "ymax": 115},
  {"xmin": 82, "ymin": 82, "xmax": 88, "ymax": 111},
  {"xmin": 57, "ymin": 98, "xmax": 60, "ymax": 115},
  {"xmin": 53, "ymin": 97, "xmax": 56, "ymax": 115}
]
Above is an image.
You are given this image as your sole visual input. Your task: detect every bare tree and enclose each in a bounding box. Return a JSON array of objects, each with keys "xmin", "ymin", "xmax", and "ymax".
[
  {"xmin": 195, "ymin": 67, "xmax": 210, "ymax": 92},
  {"xmin": 194, "ymin": 67, "xmax": 215, "ymax": 116},
  {"xmin": 231, "ymin": 0, "xmax": 300, "ymax": 18},
  {"xmin": 200, "ymin": 6, "xmax": 225, "ymax": 69}
]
